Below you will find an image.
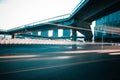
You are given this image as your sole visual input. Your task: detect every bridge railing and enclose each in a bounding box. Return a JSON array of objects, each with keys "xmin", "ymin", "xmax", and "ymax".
[
  {"xmin": 71, "ymin": 0, "xmax": 85, "ymax": 13},
  {"xmin": 8, "ymin": 13, "xmax": 71, "ymax": 31},
  {"xmin": 70, "ymin": 0, "xmax": 88, "ymax": 17},
  {"xmin": 29, "ymin": 13, "xmax": 71, "ymax": 26}
]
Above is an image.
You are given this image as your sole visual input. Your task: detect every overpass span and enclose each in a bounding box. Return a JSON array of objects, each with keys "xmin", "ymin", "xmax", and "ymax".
[{"xmin": 0, "ymin": 0, "xmax": 120, "ymax": 41}]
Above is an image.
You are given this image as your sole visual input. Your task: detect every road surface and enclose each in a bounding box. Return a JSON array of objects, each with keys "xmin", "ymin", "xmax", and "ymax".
[{"xmin": 0, "ymin": 43, "xmax": 120, "ymax": 80}]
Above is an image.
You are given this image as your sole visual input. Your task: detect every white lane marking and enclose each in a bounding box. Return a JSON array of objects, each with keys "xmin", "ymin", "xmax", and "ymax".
[
  {"xmin": 109, "ymin": 53, "xmax": 120, "ymax": 55},
  {"xmin": 0, "ymin": 55, "xmax": 38, "ymax": 59},
  {"xmin": 55, "ymin": 56, "xmax": 73, "ymax": 59}
]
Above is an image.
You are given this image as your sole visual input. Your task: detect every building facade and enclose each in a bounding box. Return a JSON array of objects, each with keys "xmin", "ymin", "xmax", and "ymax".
[{"xmin": 94, "ymin": 10, "xmax": 120, "ymax": 42}]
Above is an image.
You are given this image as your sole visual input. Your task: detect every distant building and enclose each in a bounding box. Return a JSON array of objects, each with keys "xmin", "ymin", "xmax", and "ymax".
[{"xmin": 94, "ymin": 10, "xmax": 120, "ymax": 42}]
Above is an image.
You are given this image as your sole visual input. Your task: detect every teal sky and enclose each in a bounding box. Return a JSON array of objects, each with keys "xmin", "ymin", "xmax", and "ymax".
[{"xmin": 0, "ymin": 0, "xmax": 80, "ymax": 30}]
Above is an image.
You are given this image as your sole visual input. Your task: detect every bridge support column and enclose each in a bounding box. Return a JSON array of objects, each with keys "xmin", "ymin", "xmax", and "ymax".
[
  {"xmin": 12, "ymin": 34, "xmax": 15, "ymax": 39},
  {"xmin": 72, "ymin": 29, "xmax": 77, "ymax": 41},
  {"xmin": 72, "ymin": 29, "xmax": 77, "ymax": 50},
  {"xmin": 53, "ymin": 29, "xmax": 58, "ymax": 37},
  {"xmin": 3, "ymin": 34, "xmax": 6, "ymax": 38},
  {"xmin": 74, "ymin": 20, "xmax": 93, "ymax": 42}
]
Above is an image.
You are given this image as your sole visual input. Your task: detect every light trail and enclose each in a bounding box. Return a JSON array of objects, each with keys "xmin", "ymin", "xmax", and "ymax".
[
  {"xmin": 97, "ymin": 25, "xmax": 120, "ymax": 33},
  {"xmin": 0, "ymin": 55, "xmax": 38, "ymax": 59},
  {"xmin": 0, "ymin": 56, "xmax": 75, "ymax": 62},
  {"xmin": 45, "ymin": 22, "xmax": 120, "ymax": 35},
  {"xmin": 57, "ymin": 49, "xmax": 120, "ymax": 54},
  {"xmin": 0, "ymin": 38, "xmax": 120, "ymax": 44},
  {"xmin": 109, "ymin": 53, "xmax": 120, "ymax": 55},
  {"xmin": 0, "ymin": 49, "xmax": 120, "ymax": 62},
  {"xmin": 0, "ymin": 58, "xmax": 120, "ymax": 75}
]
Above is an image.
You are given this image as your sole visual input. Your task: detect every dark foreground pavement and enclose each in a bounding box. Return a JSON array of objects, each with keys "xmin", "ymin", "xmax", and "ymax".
[{"xmin": 0, "ymin": 43, "xmax": 120, "ymax": 80}]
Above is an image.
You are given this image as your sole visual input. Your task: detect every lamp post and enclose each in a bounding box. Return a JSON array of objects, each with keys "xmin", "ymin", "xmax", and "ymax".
[
  {"xmin": 101, "ymin": 27, "xmax": 105, "ymax": 49},
  {"xmin": 101, "ymin": 31, "xmax": 103, "ymax": 49}
]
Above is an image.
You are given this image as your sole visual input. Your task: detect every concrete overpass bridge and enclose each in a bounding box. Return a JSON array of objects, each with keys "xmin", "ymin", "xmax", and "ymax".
[{"xmin": 0, "ymin": 0, "xmax": 120, "ymax": 41}]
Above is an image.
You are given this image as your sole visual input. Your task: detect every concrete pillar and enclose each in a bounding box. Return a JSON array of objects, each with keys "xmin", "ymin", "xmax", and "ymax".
[
  {"xmin": 72, "ymin": 29, "xmax": 77, "ymax": 50},
  {"xmin": 53, "ymin": 29, "xmax": 58, "ymax": 37},
  {"xmin": 72, "ymin": 29, "xmax": 77, "ymax": 41},
  {"xmin": 12, "ymin": 34, "xmax": 14, "ymax": 39},
  {"xmin": 74, "ymin": 20, "xmax": 93, "ymax": 42},
  {"xmin": 3, "ymin": 34, "xmax": 6, "ymax": 38}
]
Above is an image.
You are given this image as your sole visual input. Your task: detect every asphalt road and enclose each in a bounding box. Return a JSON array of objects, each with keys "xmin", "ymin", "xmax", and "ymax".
[{"xmin": 0, "ymin": 43, "xmax": 120, "ymax": 80}]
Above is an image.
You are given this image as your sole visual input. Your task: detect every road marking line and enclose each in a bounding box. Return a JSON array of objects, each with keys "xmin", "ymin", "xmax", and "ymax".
[{"xmin": 0, "ymin": 55, "xmax": 38, "ymax": 59}]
